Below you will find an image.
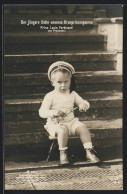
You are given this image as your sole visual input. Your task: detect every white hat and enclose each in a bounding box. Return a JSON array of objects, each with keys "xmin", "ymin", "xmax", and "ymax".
[{"xmin": 48, "ymin": 61, "xmax": 75, "ymax": 80}]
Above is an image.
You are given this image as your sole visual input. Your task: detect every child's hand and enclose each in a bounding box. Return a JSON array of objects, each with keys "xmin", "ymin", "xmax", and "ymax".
[
  {"xmin": 79, "ymin": 101, "xmax": 90, "ymax": 112},
  {"xmin": 53, "ymin": 110, "xmax": 66, "ymax": 117}
]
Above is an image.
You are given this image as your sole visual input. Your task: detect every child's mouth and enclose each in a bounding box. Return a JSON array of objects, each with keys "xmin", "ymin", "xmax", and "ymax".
[{"xmin": 61, "ymin": 88, "xmax": 66, "ymax": 91}]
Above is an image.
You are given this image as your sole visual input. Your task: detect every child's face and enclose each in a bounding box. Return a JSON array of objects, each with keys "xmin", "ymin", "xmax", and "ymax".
[{"xmin": 52, "ymin": 71, "xmax": 71, "ymax": 93}]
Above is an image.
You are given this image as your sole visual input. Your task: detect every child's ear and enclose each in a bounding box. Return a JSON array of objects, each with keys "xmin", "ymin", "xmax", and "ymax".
[{"xmin": 51, "ymin": 81, "xmax": 54, "ymax": 86}]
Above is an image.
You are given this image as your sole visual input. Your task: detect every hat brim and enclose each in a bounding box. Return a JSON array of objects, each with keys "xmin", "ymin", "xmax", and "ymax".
[{"xmin": 48, "ymin": 61, "xmax": 75, "ymax": 80}]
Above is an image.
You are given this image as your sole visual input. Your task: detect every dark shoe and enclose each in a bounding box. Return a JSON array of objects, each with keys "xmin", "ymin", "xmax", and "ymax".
[
  {"xmin": 60, "ymin": 150, "xmax": 70, "ymax": 165},
  {"xmin": 86, "ymin": 147, "xmax": 100, "ymax": 163}
]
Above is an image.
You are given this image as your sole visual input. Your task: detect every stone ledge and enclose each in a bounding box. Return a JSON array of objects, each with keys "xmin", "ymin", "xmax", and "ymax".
[
  {"xmin": 95, "ymin": 17, "xmax": 123, "ymax": 24},
  {"xmin": 4, "ymin": 71, "xmax": 122, "ymax": 87},
  {"xmin": 4, "ymin": 119, "xmax": 122, "ymax": 146},
  {"xmin": 5, "ymin": 159, "xmax": 122, "ymax": 173}
]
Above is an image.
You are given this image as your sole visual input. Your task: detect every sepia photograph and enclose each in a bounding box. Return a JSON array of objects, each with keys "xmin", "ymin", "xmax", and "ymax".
[{"xmin": 4, "ymin": 4, "xmax": 123, "ymax": 190}]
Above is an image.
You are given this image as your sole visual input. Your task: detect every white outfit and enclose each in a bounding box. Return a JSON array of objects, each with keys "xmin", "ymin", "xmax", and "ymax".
[{"xmin": 39, "ymin": 90, "xmax": 87, "ymax": 137}]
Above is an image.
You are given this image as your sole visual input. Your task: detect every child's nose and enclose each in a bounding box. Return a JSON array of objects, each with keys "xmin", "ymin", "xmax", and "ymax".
[{"xmin": 61, "ymin": 82, "xmax": 65, "ymax": 86}]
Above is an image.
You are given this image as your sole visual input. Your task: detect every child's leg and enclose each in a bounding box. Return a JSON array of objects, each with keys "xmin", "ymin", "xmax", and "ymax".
[
  {"xmin": 75, "ymin": 125, "xmax": 91, "ymax": 145},
  {"xmin": 56, "ymin": 124, "xmax": 69, "ymax": 150},
  {"xmin": 75, "ymin": 125, "xmax": 100, "ymax": 163},
  {"xmin": 56, "ymin": 124, "xmax": 70, "ymax": 165}
]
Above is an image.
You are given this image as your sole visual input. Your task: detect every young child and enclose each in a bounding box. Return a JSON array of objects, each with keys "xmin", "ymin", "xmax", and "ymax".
[{"xmin": 39, "ymin": 61, "xmax": 100, "ymax": 165}]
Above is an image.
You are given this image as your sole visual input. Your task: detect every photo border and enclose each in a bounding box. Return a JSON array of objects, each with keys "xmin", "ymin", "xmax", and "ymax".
[{"xmin": 1, "ymin": 1, "xmax": 127, "ymax": 194}]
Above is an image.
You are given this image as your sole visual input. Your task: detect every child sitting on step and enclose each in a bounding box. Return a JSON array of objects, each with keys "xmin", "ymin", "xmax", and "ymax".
[{"xmin": 39, "ymin": 61, "xmax": 100, "ymax": 165}]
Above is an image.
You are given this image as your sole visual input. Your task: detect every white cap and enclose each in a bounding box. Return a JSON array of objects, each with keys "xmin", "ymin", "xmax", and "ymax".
[{"xmin": 48, "ymin": 61, "xmax": 75, "ymax": 80}]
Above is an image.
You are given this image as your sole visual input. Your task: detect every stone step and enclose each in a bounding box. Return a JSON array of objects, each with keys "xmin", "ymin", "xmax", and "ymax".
[
  {"xmin": 5, "ymin": 118, "xmax": 122, "ymax": 135},
  {"xmin": 4, "ymin": 5, "xmax": 95, "ymax": 15},
  {"xmin": 4, "ymin": 90, "xmax": 122, "ymax": 100},
  {"xmin": 4, "ymin": 33, "xmax": 107, "ymax": 54},
  {"xmin": 4, "ymin": 5, "xmax": 106, "ymax": 19},
  {"xmin": 4, "ymin": 71, "xmax": 122, "ymax": 96},
  {"xmin": 4, "ymin": 71, "xmax": 122, "ymax": 87},
  {"xmin": 5, "ymin": 107, "xmax": 122, "ymax": 122},
  {"xmin": 5, "ymin": 91, "xmax": 122, "ymax": 109},
  {"xmin": 4, "ymin": 91, "xmax": 122, "ymax": 122},
  {"xmin": 5, "ymin": 83, "xmax": 122, "ymax": 97},
  {"xmin": 4, "ymin": 119, "xmax": 122, "ymax": 146},
  {"xmin": 4, "ymin": 52, "xmax": 117, "ymax": 74},
  {"xmin": 5, "ymin": 158, "xmax": 123, "ymax": 172}
]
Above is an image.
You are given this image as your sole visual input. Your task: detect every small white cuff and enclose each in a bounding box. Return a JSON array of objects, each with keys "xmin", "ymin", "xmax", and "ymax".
[
  {"xmin": 83, "ymin": 142, "xmax": 92, "ymax": 149},
  {"xmin": 59, "ymin": 147, "xmax": 68, "ymax": 151}
]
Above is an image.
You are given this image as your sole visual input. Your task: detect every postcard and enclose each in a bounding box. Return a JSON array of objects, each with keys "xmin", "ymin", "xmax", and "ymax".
[{"xmin": 3, "ymin": 4, "xmax": 123, "ymax": 191}]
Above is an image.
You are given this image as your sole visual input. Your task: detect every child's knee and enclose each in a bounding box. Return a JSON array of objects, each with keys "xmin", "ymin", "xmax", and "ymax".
[
  {"xmin": 76, "ymin": 125, "xmax": 90, "ymax": 136},
  {"xmin": 57, "ymin": 124, "xmax": 69, "ymax": 136}
]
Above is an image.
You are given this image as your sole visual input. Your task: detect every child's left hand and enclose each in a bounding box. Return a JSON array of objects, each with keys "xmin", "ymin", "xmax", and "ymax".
[{"xmin": 79, "ymin": 101, "xmax": 90, "ymax": 112}]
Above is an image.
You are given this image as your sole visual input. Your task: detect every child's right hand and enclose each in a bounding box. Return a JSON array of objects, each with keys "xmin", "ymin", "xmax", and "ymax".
[{"xmin": 53, "ymin": 110, "xmax": 66, "ymax": 117}]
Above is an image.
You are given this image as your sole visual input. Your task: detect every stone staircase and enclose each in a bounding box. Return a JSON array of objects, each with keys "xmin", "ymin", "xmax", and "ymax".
[{"xmin": 4, "ymin": 5, "xmax": 122, "ymax": 162}]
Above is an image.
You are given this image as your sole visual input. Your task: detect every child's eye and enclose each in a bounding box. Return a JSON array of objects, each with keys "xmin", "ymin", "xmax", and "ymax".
[{"xmin": 57, "ymin": 81, "xmax": 62, "ymax": 84}]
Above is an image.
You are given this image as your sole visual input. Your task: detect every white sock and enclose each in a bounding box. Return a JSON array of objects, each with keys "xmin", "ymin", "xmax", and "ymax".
[
  {"xmin": 83, "ymin": 142, "xmax": 92, "ymax": 149},
  {"xmin": 59, "ymin": 147, "xmax": 68, "ymax": 151}
]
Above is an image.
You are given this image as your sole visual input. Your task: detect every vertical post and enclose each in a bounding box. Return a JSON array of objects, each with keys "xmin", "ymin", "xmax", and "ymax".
[{"xmin": 96, "ymin": 18, "xmax": 123, "ymax": 74}]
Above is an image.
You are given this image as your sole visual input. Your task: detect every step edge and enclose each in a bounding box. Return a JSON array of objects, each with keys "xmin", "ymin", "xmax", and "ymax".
[
  {"xmin": 5, "ymin": 127, "xmax": 122, "ymax": 137},
  {"xmin": 4, "ymin": 158, "xmax": 123, "ymax": 173},
  {"xmin": 4, "ymin": 51, "xmax": 116, "ymax": 57},
  {"xmin": 4, "ymin": 70, "xmax": 122, "ymax": 77},
  {"xmin": 4, "ymin": 95, "xmax": 122, "ymax": 105}
]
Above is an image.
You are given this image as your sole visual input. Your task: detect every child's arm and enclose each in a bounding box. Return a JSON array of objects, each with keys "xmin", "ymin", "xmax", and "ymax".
[
  {"xmin": 39, "ymin": 93, "xmax": 54, "ymax": 118},
  {"xmin": 73, "ymin": 91, "xmax": 90, "ymax": 112}
]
